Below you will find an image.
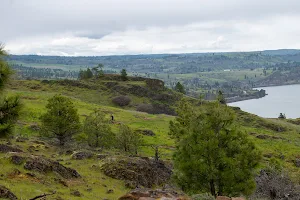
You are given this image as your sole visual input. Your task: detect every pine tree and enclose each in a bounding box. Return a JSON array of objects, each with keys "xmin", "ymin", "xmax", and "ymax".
[
  {"xmin": 120, "ymin": 69, "xmax": 128, "ymax": 81},
  {"xmin": 40, "ymin": 95, "xmax": 80, "ymax": 145},
  {"xmin": 175, "ymin": 82, "xmax": 185, "ymax": 94},
  {"xmin": 116, "ymin": 124, "xmax": 142, "ymax": 154},
  {"xmin": 86, "ymin": 68, "xmax": 93, "ymax": 79},
  {"xmin": 84, "ymin": 110, "xmax": 114, "ymax": 148},
  {"xmin": 0, "ymin": 45, "xmax": 21, "ymax": 137},
  {"xmin": 217, "ymin": 90, "xmax": 226, "ymax": 104},
  {"xmin": 170, "ymin": 101, "xmax": 261, "ymax": 196}
]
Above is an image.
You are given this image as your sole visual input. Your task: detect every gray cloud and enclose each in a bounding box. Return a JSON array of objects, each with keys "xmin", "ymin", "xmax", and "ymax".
[{"xmin": 1, "ymin": 0, "xmax": 300, "ymax": 55}]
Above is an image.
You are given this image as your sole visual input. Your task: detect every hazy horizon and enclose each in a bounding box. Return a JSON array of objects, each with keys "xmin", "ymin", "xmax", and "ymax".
[
  {"xmin": 7, "ymin": 48, "xmax": 300, "ymax": 57},
  {"xmin": 2, "ymin": 0, "xmax": 300, "ymax": 56}
]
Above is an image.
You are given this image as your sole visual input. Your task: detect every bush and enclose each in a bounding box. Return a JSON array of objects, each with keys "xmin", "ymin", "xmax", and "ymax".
[
  {"xmin": 136, "ymin": 104, "xmax": 154, "ymax": 113},
  {"xmin": 136, "ymin": 103, "xmax": 176, "ymax": 115},
  {"xmin": 252, "ymin": 167, "xmax": 300, "ymax": 200},
  {"xmin": 112, "ymin": 96, "xmax": 131, "ymax": 107}
]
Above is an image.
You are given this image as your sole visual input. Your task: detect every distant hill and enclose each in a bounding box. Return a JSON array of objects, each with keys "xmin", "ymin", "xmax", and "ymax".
[{"xmin": 262, "ymin": 49, "xmax": 300, "ymax": 56}]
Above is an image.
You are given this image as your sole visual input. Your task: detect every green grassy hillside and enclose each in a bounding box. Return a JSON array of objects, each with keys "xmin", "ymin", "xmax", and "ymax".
[{"xmin": 0, "ymin": 78, "xmax": 299, "ymax": 199}]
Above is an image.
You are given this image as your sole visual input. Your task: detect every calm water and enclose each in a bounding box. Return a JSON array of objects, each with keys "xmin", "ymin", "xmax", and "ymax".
[{"xmin": 229, "ymin": 84, "xmax": 300, "ymax": 119}]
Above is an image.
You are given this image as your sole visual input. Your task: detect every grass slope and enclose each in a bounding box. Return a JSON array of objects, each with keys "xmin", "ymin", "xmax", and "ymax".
[{"xmin": 0, "ymin": 79, "xmax": 299, "ymax": 199}]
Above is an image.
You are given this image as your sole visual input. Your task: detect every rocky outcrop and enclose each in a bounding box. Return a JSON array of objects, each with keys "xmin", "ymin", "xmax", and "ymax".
[
  {"xmin": 24, "ymin": 156, "xmax": 81, "ymax": 179},
  {"xmin": 119, "ymin": 188, "xmax": 188, "ymax": 200},
  {"xmin": 9, "ymin": 155, "xmax": 81, "ymax": 179},
  {"xmin": 135, "ymin": 129, "xmax": 155, "ymax": 136},
  {"xmin": 0, "ymin": 144, "xmax": 22, "ymax": 153},
  {"xmin": 71, "ymin": 151, "xmax": 94, "ymax": 160},
  {"xmin": 0, "ymin": 185, "xmax": 18, "ymax": 200},
  {"xmin": 102, "ymin": 156, "xmax": 172, "ymax": 188}
]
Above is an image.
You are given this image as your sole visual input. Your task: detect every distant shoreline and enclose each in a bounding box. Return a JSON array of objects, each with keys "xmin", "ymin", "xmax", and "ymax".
[{"xmin": 228, "ymin": 82, "xmax": 300, "ymax": 103}]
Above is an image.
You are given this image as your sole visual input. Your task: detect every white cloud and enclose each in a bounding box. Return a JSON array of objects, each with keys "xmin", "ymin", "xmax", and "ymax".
[{"xmin": 2, "ymin": 0, "xmax": 300, "ymax": 55}]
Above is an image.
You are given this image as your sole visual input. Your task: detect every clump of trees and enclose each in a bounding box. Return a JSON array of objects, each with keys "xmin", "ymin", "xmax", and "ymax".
[
  {"xmin": 169, "ymin": 99, "xmax": 261, "ymax": 197},
  {"xmin": 0, "ymin": 45, "xmax": 21, "ymax": 137},
  {"xmin": 278, "ymin": 113, "xmax": 286, "ymax": 119},
  {"xmin": 78, "ymin": 68, "xmax": 93, "ymax": 79},
  {"xmin": 40, "ymin": 95, "xmax": 81, "ymax": 145},
  {"xmin": 40, "ymin": 95, "xmax": 144, "ymax": 152},
  {"xmin": 78, "ymin": 63, "xmax": 105, "ymax": 80}
]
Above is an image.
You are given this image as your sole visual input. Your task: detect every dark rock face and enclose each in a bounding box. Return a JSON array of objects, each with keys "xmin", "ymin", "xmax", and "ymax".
[
  {"xmin": 70, "ymin": 190, "xmax": 81, "ymax": 197},
  {"xmin": 256, "ymin": 135, "xmax": 283, "ymax": 140},
  {"xmin": 71, "ymin": 151, "xmax": 94, "ymax": 160},
  {"xmin": 0, "ymin": 185, "xmax": 18, "ymax": 200},
  {"xmin": 102, "ymin": 156, "xmax": 172, "ymax": 188},
  {"xmin": 10, "ymin": 155, "xmax": 25, "ymax": 165},
  {"xmin": 15, "ymin": 137, "xmax": 28, "ymax": 143},
  {"xmin": 0, "ymin": 144, "xmax": 22, "ymax": 153},
  {"xmin": 96, "ymin": 154, "xmax": 109, "ymax": 160},
  {"xmin": 24, "ymin": 156, "xmax": 81, "ymax": 179},
  {"xmin": 135, "ymin": 129, "xmax": 155, "ymax": 136},
  {"xmin": 118, "ymin": 188, "xmax": 188, "ymax": 200},
  {"xmin": 295, "ymin": 158, "xmax": 300, "ymax": 168}
]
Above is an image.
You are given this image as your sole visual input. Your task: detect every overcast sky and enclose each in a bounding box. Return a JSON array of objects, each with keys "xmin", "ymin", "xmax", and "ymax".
[{"xmin": 1, "ymin": 0, "xmax": 300, "ymax": 56}]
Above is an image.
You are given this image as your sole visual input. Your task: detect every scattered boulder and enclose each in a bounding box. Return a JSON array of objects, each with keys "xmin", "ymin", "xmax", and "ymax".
[
  {"xmin": 0, "ymin": 185, "xmax": 18, "ymax": 200},
  {"xmin": 135, "ymin": 129, "xmax": 155, "ymax": 136},
  {"xmin": 15, "ymin": 137, "xmax": 28, "ymax": 143},
  {"xmin": 0, "ymin": 144, "xmax": 22, "ymax": 153},
  {"xmin": 125, "ymin": 180, "xmax": 137, "ymax": 189},
  {"xmin": 24, "ymin": 156, "xmax": 81, "ymax": 179},
  {"xmin": 71, "ymin": 151, "xmax": 94, "ymax": 160},
  {"xmin": 96, "ymin": 154, "xmax": 109, "ymax": 160},
  {"xmin": 102, "ymin": 156, "xmax": 172, "ymax": 188},
  {"xmin": 70, "ymin": 190, "xmax": 81, "ymax": 197},
  {"xmin": 10, "ymin": 155, "xmax": 25, "ymax": 165},
  {"xmin": 294, "ymin": 158, "xmax": 300, "ymax": 168},
  {"xmin": 29, "ymin": 124, "xmax": 40, "ymax": 131},
  {"xmin": 107, "ymin": 189, "xmax": 114, "ymax": 194},
  {"xmin": 256, "ymin": 135, "xmax": 283, "ymax": 140},
  {"xmin": 119, "ymin": 188, "xmax": 188, "ymax": 200}
]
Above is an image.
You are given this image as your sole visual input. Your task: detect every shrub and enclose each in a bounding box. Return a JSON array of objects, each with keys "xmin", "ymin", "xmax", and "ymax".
[
  {"xmin": 136, "ymin": 103, "xmax": 176, "ymax": 115},
  {"xmin": 136, "ymin": 104, "xmax": 154, "ymax": 114},
  {"xmin": 112, "ymin": 96, "xmax": 131, "ymax": 107},
  {"xmin": 252, "ymin": 167, "xmax": 300, "ymax": 200}
]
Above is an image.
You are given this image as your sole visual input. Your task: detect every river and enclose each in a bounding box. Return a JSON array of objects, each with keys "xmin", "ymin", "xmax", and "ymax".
[{"xmin": 229, "ymin": 84, "xmax": 300, "ymax": 119}]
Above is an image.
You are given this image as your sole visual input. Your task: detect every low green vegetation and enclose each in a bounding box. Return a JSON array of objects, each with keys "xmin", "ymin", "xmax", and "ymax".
[{"xmin": 0, "ymin": 50, "xmax": 300, "ymax": 199}]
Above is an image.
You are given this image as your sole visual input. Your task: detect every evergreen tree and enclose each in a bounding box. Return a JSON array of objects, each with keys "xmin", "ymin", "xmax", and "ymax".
[
  {"xmin": 40, "ymin": 95, "xmax": 80, "ymax": 145},
  {"xmin": 120, "ymin": 69, "xmax": 128, "ymax": 81},
  {"xmin": 0, "ymin": 45, "xmax": 21, "ymax": 137},
  {"xmin": 78, "ymin": 69, "xmax": 84, "ymax": 80},
  {"xmin": 86, "ymin": 68, "xmax": 93, "ymax": 79},
  {"xmin": 175, "ymin": 82, "xmax": 185, "ymax": 94},
  {"xmin": 278, "ymin": 113, "xmax": 286, "ymax": 119},
  {"xmin": 84, "ymin": 110, "xmax": 114, "ymax": 148},
  {"xmin": 116, "ymin": 124, "xmax": 142, "ymax": 154},
  {"xmin": 170, "ymin": 101, "xmax": 261, "ymax": 196},
  {"xmin": 217, "ymin": 90, "xmax": 226, "ymax": 104}
]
